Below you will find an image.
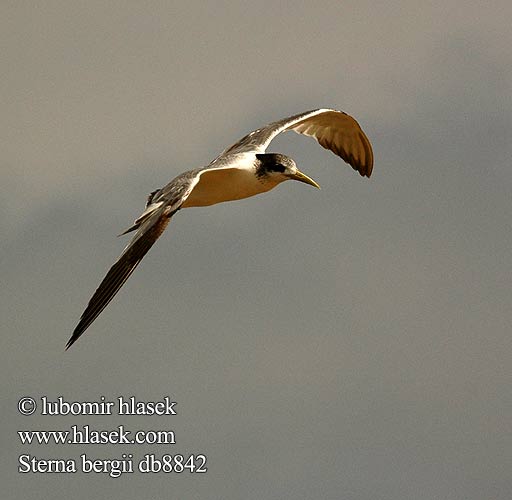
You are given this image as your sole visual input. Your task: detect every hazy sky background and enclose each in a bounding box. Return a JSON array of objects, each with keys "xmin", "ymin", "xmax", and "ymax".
[{"xmin": 2, "ymin": 1, "xmax": 511, "ymax": 499}]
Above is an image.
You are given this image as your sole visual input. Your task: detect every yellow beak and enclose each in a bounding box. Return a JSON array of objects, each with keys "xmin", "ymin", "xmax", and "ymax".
[{"xmin": 288, "ymin": 170, "xmax": 321, "ymax": 189}]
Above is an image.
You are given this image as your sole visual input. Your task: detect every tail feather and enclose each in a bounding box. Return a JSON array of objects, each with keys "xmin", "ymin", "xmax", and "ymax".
[
  {"xmin": 119, "ymin": 199, "xmax": 165, "ymax": 236},
  {"xmin": 118, "ymin": 223, "xmax": 140, "ymax": 236}
]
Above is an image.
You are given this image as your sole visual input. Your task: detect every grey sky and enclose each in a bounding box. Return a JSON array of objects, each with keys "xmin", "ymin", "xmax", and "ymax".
[{"xmin": 2, "ymin": 1, "xmax": 511, "ymax": 499}]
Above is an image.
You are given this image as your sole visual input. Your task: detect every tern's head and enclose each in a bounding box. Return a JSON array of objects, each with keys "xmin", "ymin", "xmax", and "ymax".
[{"xmin": 255, "ymin": 153, "xmax": 320, "ymax": 189}]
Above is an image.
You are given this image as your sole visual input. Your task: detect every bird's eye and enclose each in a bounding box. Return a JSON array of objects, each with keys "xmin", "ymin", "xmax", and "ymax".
[{"xmin": 272, "ymin": 163, "xmax": 286, "ymax": 173}]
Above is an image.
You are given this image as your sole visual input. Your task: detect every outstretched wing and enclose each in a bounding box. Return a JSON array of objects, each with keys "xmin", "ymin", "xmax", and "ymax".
[
  {"xmin": 66, "ymin": 211, "xmax": 171, "ymax": 349},
  {"xmin": 66, "ymin": 170, "xmax": 202, "ymax": 349},
  {"xmin": 220, "ymin": 108, "xmax": 373, "ymax": 177}
]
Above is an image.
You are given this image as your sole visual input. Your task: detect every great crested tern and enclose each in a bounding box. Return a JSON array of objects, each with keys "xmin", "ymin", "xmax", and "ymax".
[{"xmin": 66, "ymin": 108, "xmax": 373, "ymax": 349}]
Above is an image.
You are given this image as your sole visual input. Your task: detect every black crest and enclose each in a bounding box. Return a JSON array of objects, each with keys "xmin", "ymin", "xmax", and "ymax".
[{"xmin": 255, "ymin": 153, "xmax": 293, "ymax": 178}]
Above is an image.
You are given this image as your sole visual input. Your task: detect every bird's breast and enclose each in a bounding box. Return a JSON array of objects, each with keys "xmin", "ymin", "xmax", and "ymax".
[{"xmin": 182, "ymin": 167, "xmax": 278, "ymax": 207}]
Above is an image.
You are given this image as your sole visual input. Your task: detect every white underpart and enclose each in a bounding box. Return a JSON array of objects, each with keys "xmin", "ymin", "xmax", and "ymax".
[{"xmin": 182, "ymin": 153, "xmax": 280, "ymax": 208}]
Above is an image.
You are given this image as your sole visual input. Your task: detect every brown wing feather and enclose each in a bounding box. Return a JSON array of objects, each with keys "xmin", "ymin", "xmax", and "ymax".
[
  {"xmin": 288, "ymin": 111, "xmax": 374, "ymax": 177},
  {"xmin": 218, "ymin": 109, "xmax": 373, "ymax": 177},
  {"xmin": 66, "ymin": 214, "xmax": 171, "ymax": 349}
]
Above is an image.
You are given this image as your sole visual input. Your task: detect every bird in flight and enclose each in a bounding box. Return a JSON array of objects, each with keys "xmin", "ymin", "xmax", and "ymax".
[{"xmin": 66, "ymin": 108, "xmax": 373, "ymax": 349}]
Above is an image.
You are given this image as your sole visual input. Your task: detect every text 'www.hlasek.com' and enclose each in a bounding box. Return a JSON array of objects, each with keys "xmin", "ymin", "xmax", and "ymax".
[{"xmin": 17, "ymin": 396, "xmax": 207, "ymax": 478}]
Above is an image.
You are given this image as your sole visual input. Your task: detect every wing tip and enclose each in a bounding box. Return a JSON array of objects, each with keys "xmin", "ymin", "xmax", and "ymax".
[
  {"xmin": 65, "ymin": 333, "xmax": 78, "ymax": 350},
  {"xmin": 65, "ymin": 320, "xmax": 88, "ymax": 350}
]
